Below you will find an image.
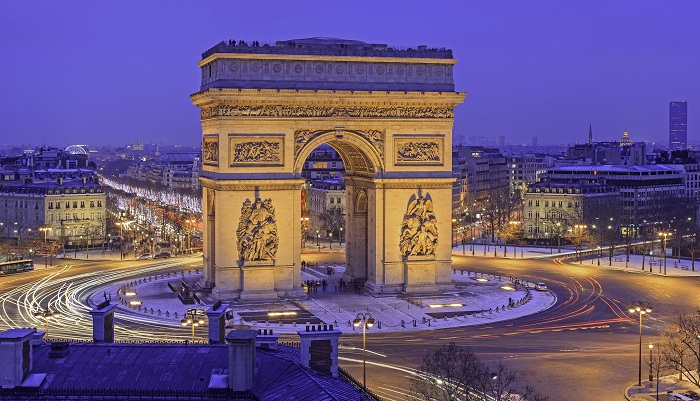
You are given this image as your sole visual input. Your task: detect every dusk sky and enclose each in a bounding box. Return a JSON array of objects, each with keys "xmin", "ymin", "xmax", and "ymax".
[{"xmin": 1, "ymin": 1, "xmax": 698, "ymax": 147}]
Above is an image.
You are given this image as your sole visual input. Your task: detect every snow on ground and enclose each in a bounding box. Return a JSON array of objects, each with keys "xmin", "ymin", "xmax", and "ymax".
[{"xmin": 89, "ymin": 264, "xmax": 556, "ymax": 335}]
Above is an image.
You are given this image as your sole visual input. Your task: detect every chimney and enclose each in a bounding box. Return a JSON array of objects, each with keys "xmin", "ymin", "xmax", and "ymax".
[
  {"xmin": 297, "ymin": 324, "xmax": 342, "ymax": 377},
  {"xmin": 225, "ymin": 330, "xmax": 257, "ymax": 393},
  {"xmin": 0, "ymin": 328, "xmax": 37, "ymax": 389},
  {"xmin": 205, "ymin": 301, "xmax": 229, "ymax": 344},
  {"xmin": 255, "ymin": 329, "xmax": 280, "ymax": 350},
  {"xmin": 88, "ymin": 300, "xmax": 118, "ymax": 343}
]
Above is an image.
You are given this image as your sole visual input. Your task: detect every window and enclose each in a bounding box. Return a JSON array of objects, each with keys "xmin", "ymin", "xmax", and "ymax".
[
  {"xmin": 567, "ymin": 202, "xmax": 572, "ymax": 208},
  {"xmin": 90, "ymin": 201, "xmax": 95, "ymax": 208},
  {"xmin": 80, "ymin": 201, "xmax": 85, "ymax": 208},
  {"xmin": 73, "ymin": 201, "xmax": 78, "ymax": 208},
  {"xmin": 97, "ymin": 201, "xmax": 102, "ymax": 208},
  {"xmin": 66, "ymin": 202, "xmax": 70, "ymax": 209},
  {"xmin": 330, "ymin": 198, "xmax": 335, "ymax": 204},
  {"xmin": 56, "ymin": 203, "xmax": 61, "ymax": 209},
  {"xmin": 528, "ymin": 200, "xmax": 532, "ymax": 207},
  {"xmin": 545, "ymin": 201, "xmax": 549, "ymax": 207},
  {"xmin": 559, "ymin": 201, "xmax": 563, "ymax": 207},
  {"xmin": 48, "ymin": 202, "xmax": 53, "ymax": 209},
  {"xmin": 528, "ymin": 211, "xmax": 532, "ymax": 218},
  {"xmin": 535, "ymin": 200, "xmax": 540, "ymax": 207}
]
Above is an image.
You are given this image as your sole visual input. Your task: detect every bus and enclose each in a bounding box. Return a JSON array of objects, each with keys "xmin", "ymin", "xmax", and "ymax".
[{"xmin": 0, "ymin": 259, "xmax": 35, "ymax": 275}]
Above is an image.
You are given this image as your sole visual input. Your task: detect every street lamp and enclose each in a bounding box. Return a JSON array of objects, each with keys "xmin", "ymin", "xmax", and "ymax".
[
  {"xmin": 185, "ymin": 217, "xmax": 196, "ymax": 254},
  {"xmin": 329, "ymin": 232, "xmax": 333, "ymax": 250},
  {"xmin": 353, "ymin": 312, "xmax": 375, "ymax": 389},
  {"xmin": 39, "ymin": 225, "xmax": 52, "ymax": 268},
  {"xmin": 339, "ymin": 227, "xmax": 343, "ymax": 246},
  {"xmin": 659, "ymin": 232, "xmax": 671, "ymax": 275},
  {"xmin": 180, "ymin": 308, "xmax": 206, "ymax": 343},
  {"xmin": 452, "ymin": 218, "xmax": 457, "ymax": 248},
  {"xmin": 316, "ymin": 229, "xmax": 320, "ymax": 246},
  {"xmin": 648, "ymin": 343, "xmax": 654, "ymax": 383},
  {"xmin": 34, "ymin": 308, "xmax": 60, "ymax": 340},
  {"xmin": 629, "ymin": 301, "xmax": 652, "ymax": 387}
]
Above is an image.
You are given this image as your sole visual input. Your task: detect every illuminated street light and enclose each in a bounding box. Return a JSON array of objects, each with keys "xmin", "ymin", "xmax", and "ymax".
[
  {"xmin": 180, "ymin": 308, "xmax": 206, "ymax": 343},
  {"xmin": 353, "ymin": 312, "xmax": 375, "ymax": 389},
  {"xmin": 34, "ymin": 308, "xmax": 60, "ymax": 340},
  {"xmin": 629, "ymin": 301, "xmax": 652, "ymax": 387},
  {"xmin": 658, "ymin": 232, "xmax": 671, "ymax": 275},
  {"xmin": 39, "ymin": 225, "xmax": 52, "ymax": 268}
]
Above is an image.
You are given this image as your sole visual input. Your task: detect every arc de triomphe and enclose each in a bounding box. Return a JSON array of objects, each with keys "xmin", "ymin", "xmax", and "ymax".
[{"xmin": 191, "ymin": 38, "xmax": 465, "ymax": 300}]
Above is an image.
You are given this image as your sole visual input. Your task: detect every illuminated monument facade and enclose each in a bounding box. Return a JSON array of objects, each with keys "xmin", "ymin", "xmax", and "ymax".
[{"xmin": 191, "ymin": 38, "xmax": 465, "ymax": 300}]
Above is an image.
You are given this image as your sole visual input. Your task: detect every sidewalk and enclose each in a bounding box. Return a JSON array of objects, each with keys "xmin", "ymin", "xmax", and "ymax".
[
  {"xmin": 626, "ymin": 375, "xmax": 700, "ymax": 400},
  {"xmin": 453, "ymin": 244, "xmax": 700, "ymax": 278}
]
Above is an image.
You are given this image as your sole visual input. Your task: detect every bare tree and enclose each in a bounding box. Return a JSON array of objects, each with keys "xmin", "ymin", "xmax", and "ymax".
[
  {"xmin": 660, "ymin": 308, "xmax": 700, "ymax": 387},
  {"xmin": 320, "ymin": 205, "xmax": 345, "ymax": 241},
  {"xmin": 410, "ymin": 343, "xmax": 549, "ymax": 401}
]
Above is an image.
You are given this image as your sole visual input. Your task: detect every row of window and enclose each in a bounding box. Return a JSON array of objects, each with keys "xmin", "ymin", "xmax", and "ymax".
[
  {"xmin": 48, "ymin": 200, "xmax": 102, "ymax": 210},
  {"xmin": 527, "ymin": 200, "xmax": 579, "ymax": 208},
  {"xmin": 48, "ymin": 212, "xmax": 102, "ymax": 222}
]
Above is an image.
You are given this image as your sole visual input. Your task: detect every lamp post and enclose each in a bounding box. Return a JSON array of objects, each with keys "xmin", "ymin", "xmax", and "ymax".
[
  {"xmin": 185, "ymin": 217, "xmax": 196, "ymax": 254},
  {"xmin": 353, "ymin": 312, "xmax": 375, "ymax": 389},
  {"xmin": 339, "ymin": 227, "xmax": 343, "ymax": 246},
  {"xmin": 316, "ymin": 230, "xmax": 320, "ymax": 246},
  {"xmin": 629, "ymin": 301, "xmax": 652, "ymax": 387},
  {"xmin": 574, "ymin": 224, "xmax": 587, "ymax": 264},
  {"xmin": 329, "ymin": 232, "xmax": 333, "ymax": 250},
  {"xmin": 34, "ymin": 308, "xmax": 60, "ymax": 340},
  {"xmin": 649, "ymin": 343, "xmax": 654, "ymax": 383},
  {"xmin": 39, "ymin": 225, "xmax": 52, "ymax": 268},
  {"xmin": 180, "ymin": 309, "xmax": 206, "ymax": 343},
  {"xmin": 659, "ymin": 232, "xmax": 671, "ymax": 275},
  {"xmin": 117, "ymin": 211, "xmax": 125, "ymax": 260},
  {"xmin": 451, "ymin": 218, "xmax": 457, "ymax": 248}
]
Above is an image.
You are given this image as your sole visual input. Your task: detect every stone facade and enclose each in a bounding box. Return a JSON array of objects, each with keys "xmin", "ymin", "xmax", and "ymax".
[{"xmin": 192, "ymin": 38, "xmax": 464, "ymax": 300}]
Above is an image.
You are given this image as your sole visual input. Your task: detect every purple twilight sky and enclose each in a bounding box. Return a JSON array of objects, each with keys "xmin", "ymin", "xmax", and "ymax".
[{"xmin": 1, "ymin": 1, "xmax": 698, "ymax": 147}]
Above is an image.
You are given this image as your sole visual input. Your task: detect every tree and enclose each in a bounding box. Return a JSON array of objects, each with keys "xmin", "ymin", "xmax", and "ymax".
[
  {"xmin": 320, "ymin": 205, "xmax": 345, "ymax": 240},
  {"xmin": 659, "ymin": 308, "xmax": 700, "ymax": 387},
  {"xmin": 410, "ymin": 343, "xmax": 549, "ymax": 401}
]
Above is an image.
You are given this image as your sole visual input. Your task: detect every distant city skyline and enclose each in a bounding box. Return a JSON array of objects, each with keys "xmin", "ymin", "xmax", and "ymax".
[{"xmin": 1, "ymin": 2, "xmax": 698, "ymax": 146}]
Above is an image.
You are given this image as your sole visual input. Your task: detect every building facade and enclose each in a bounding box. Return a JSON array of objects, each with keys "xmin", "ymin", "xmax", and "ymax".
[
  {"xmin": 522, "ymin": 182, "xmax": 620, "ymax": 241},
  {"xmin": 452, "ymin": 146, "xmax": 509, "ymax": 215}
]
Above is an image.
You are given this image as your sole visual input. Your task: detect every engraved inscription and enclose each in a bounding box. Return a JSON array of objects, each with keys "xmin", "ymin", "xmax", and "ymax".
[{"xmin": 397, "ymin": 141, "xmax": 440, "ymax": 162}]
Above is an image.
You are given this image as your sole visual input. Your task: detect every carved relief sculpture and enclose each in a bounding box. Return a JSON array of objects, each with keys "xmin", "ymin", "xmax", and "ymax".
[
  {"xmin": 294, "ymin": 128, "xmax": 384, "ymax": 159},
  {"xmin": 236, "ymin": 198, "xmax": 279, "ymax": 261},
  {"xmin": 233, "ymin": 141, "xmax": 281, "ymax": 163},
  {"xmin": 397, "ymin": 141, "xmax": 440, "ymax": 162},
  {"xmin": 202, "ymin": 104, "xmax": 454, "ymax": 120},
  {"xmin": 400, "ymin": 193, "xmax": 438, "ymax": 257},
  {"xmin": 203, "ymin": 139, "xmax": 219, "ymax": 163}
]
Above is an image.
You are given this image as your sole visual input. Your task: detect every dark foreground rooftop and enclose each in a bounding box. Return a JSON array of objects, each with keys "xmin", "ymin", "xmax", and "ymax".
[{"xmin": 0, "ymin": 341, "xmax": 367, "ymax": 401}]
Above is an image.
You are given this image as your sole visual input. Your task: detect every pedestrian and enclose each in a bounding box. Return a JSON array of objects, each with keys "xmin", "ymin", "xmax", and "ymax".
[{"xmin": 322, "ymin": 279, "xmax": 327, "ymax": 290}]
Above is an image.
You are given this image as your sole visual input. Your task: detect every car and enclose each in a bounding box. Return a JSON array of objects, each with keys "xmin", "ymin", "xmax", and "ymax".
[
  {"xmin": 154, "ymin": 252, "xmax": 171, "ymax": 259},
  {"xmin": 136, "ymin": 253, "xmax": 152, "ymax": 260},
  {"xmin": 685, "ymin": 390, "xmax": 700, "ymax": 400},
  {"xmin": 535, "ymin": 282, "xmax": 548, "ymax": 291}
]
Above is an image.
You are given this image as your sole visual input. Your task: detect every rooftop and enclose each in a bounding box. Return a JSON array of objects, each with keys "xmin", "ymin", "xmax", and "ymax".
[{"xmin": 202, "ymin": 37, "xmax": 453, "ymax": 60}]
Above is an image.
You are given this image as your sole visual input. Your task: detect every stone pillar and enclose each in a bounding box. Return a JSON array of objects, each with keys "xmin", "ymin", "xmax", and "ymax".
[
  {"xmin": 226, "ymin": 330, "xmax": 257, "ymax": 392},
  {"xmin": 205, "ymin": 302, "xmax": 229, "ymax": 344},
  {"xmin": 297, "ymin": 324, "xmax": 342, "ymax": 377},
  {"xmin": 0, "ymin": 328, "xmax": 36, "ymax": 389},
  {"xmin": 88, "ymin": 302, "xmax": 118, "ymax": 343}
]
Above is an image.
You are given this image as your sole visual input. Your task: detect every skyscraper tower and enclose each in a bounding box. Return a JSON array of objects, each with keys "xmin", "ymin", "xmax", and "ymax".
[{"xmin": 670, "ymin": 101, "xmax": 688, "ymax": 150}]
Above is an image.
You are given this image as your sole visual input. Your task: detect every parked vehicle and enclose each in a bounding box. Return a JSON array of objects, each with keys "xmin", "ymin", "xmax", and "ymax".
[
  {"xmin": 136, "ymin": 253, "xmax": 152, "ymax": 260},
  {"xmin": 154, "ymin": 252, "xmax": 171, "ymax": 259}
]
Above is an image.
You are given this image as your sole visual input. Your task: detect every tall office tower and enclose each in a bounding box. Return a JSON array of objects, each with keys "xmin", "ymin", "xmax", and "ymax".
[{"xmin": 670, "ymin": 101, "xmax": 688, "ymax": 150}]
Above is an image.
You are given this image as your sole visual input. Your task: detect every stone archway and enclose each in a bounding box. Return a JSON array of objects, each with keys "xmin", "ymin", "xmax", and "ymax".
[{"xmin": 191, "ymin": 38, "xmax": 465, "ymax": 300}]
